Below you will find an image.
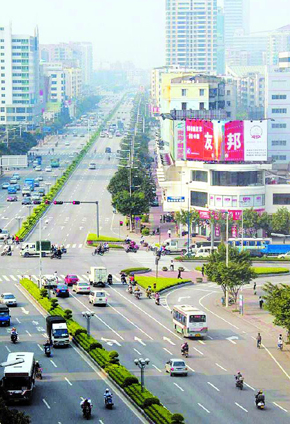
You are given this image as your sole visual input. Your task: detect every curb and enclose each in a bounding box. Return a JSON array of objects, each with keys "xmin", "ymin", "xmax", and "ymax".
[{"xmin": 72, "ymin": 338, "xmax": 153, "ymax": 424}]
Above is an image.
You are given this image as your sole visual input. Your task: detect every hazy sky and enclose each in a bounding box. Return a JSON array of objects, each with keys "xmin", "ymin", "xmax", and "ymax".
[{"xmin": 2, "ymin": 0, "xmax": 290, "ymax": 69}]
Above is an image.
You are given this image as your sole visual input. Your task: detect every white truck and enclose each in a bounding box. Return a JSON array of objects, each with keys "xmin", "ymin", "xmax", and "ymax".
[
  {"xmin": 88, "ymin": 266, "xmax": 107, "ymax": 287},
  {"xmin": 20, "ymin": 241, "xmax": 51, "ymax": 258},
  {"xmin": 163, "ymin": 238, "xmax": 189, "ymax": 254},
  {"xmin": 46, "ymin": 316, "xmax": 69, "ymax": 347}
]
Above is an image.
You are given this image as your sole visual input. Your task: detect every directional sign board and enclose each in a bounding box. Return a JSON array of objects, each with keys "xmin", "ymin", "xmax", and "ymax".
[{"xmin": 1, "ymin": 155, "xmax": 28, "ymax": 168}]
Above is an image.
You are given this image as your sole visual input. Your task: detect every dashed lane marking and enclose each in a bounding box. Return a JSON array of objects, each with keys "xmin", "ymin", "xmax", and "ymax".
[{"xmin": 198, "ymin": 403, "xmax": 210, "ymax": 414}]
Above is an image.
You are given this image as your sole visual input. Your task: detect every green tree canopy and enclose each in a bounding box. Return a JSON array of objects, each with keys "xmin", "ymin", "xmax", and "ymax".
[
  {"xmin": 271, "ymin": 207, "xmax": 290, "ymax": 235},
  {"xmin": 263, "ymin": 282, "xmax": 290, "ymax": 336},
  {"xmin": 0, "ymin": 397, "xmax": 31, "ymax": 424}
]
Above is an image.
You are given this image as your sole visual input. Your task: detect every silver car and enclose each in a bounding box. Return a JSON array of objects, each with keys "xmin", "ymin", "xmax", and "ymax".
[
  {"xmin": 165, "ymin": 359, "xmax": 188, "ymax": 377},
  {"xmin": 0, "ymin": 293, "xmax": 17, "ymax": 307}
]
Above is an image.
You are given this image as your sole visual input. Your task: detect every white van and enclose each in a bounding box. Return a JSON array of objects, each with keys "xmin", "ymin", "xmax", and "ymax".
[
  {"xmin": 89, "ymin": 162, "xmax": 96, "ymax": 170},
  {"xmin": 194, "ymin": 246, "xmax": 217, "ymax": 258}
]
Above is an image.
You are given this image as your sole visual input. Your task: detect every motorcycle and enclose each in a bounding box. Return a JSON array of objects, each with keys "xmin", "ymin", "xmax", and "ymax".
[
  {"xmin": 256, "ymin": 399, "xmax": 265, "ymax": 410},
  {"xmin": 61, "ymin": 247, "xmax": 67, "ymax": 254},
  {"xmin": 126, "ymin": 246, "xmax": 137, "ymax": 253},
  {"xmin": 121, "ymin": 276, "xmax": 127, "ymax": 285},
  {"xmin": 134, "ymin": 291, "xmax": 141, "ymax": 300},
  {"xmin": 235, "ymin": 377, "xmax": 244, "ymax": 390},
  {"xmin": 181, "ymin": 348, "xmax": 189, "ymax": 358},
  {"xmin": 36, "ymin": 368, "xmax": 43, "ymax": 380},
  {"xmin": 155, "ymin": 296, "xmax": 160, "ymax": 306},
  {"xmin": 105, "ymin": 395, "xmax": 114, "ymax": 409},
  {"xmin": 82, "ymin": 404, "xmax": 92, "ymax": 419},
  {"xmin": 44, "ymin": 345, "xmax": 51, "ymax": 357},
  {"xmin": 128, "ymin": 286, "xmax": 133, "ymax": 294},
  {"xmin": 1, "ymin": 250, "xmax": 12, "ymax": 256},
  {"xmin": 51, "ymin": 252, "xmax": 61, "ymax": 260},
  {"xmin": 107, "ymin": 276, "xmax": 113, "ymax": 285},
  {"xmin": 11, "ymin": 333, "xmax": 17, "ymax": 344},
  {"xmin": 146, "ymin": 291, "xmax": 152, "ymax": 299}
]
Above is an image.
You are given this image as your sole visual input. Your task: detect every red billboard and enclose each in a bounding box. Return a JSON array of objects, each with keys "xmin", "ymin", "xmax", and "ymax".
[
  {"xmin": 186, "ymin": 120, "xmax": 215, "ymax": 161},
  {"xmin": 224, "ymin": 121, "xmax": 244, "ymax": 162}
]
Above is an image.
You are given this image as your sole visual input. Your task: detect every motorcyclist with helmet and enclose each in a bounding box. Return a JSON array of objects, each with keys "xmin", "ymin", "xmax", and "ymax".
[
  {"xmin": 181, "ymin": 342, "xmax": 189, "ymax": 356},
  {"xmin": 80, "ymin": 398, "xmax": 92, "ymax": 417},
  {"xmin": 255, "ymin": 390, "xmax": 265, "ymax": 407}
]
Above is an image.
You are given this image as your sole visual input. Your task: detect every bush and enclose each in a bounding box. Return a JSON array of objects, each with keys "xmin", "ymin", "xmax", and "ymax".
[
  {"xmin": 75, "ymin": 328, "xmax": 87, "ymax": 336},
  {"xmin": 50, "ymin": 298, "xmax": 59, "ymax": 310},
  {"xmin": 162, "ymin": 267, "xmax": 168, "ymax": 271},
  {"xmin": 64, "ymin": 309, "xmax": 73, "ymax": 320},
  {"xmin": 120, "ymin": 267, "xmax": 151, "ymax": 275},
  {"xmin": 142, "ymin": 227, "xmax": 150, "ymax": 236},
  {"xmin": 87, "ymin": 233, "xmax": 123, "ymax": 243},
  {"xmin": 88, "ymin": 341, "xmax": 103, "ymax": 350},
  {"xmin": 108, "ymin": 350, "xmax": 119, "ymax": 364},
  {"xmin": 40, "ymin": 288, "xmax": 48, "ymax": 298},
  {"xmin": 252, "ymin": 267, "xmax": 289, "ymax": 275},
  {"xmin": 141, "ymin": 214, "xmax": 149, "ymax": 223},
  {"xmin": 171, "ymin": 413, "xmax": 185, "ymax": 423}
]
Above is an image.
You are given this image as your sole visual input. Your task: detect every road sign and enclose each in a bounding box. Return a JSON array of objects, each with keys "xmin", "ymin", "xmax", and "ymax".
[{"xmin": 167, "ymin": 196, "xmax": 185, "ymax": 203}]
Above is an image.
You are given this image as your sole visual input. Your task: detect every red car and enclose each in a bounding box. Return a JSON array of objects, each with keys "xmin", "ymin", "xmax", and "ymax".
[
  {"xmin": 7, "ymin": 195, "xmax": 18, "ymax": 202},
  {"xmin": 64, "ymin": 274, "xmax": 79, "ymax": 286}
]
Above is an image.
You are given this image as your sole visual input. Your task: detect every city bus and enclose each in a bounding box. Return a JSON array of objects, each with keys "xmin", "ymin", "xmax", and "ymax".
[
  {"xmin": 172, "ymin": 305, "xmax": 208, "ymax": 338},
  {"xmin": 228, "ymin": 238, "xmax": 272, "ymax": 251},
  {"xmin": 1, "ymin": 352, "xmax": 36, "ymax": 403}
]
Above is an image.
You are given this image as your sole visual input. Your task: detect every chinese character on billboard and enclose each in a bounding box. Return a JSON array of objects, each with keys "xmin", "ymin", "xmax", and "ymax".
[
  {"xmin": 186, "ymin": 120, "xmax": 215, "ymax": 161},
  {"xmin": 174, "ymin": 121, "xmax": 186, "ymax": 160},
  {"xmin": 224, "ymin": 121, "xmax": 244, "ymax": 162}
]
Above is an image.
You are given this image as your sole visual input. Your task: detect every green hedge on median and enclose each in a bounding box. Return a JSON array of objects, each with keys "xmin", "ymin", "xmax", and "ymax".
[
  {"xmin": 195, "ymin": 265, "xmax": 289, "ymax": 276},
  {"xmin": 87, "ymin": 233, "xmax": 124, "ymax": 243},
  {"xmin": 20, "ymin": 278, "xmax": 184, "ymax": 424}
]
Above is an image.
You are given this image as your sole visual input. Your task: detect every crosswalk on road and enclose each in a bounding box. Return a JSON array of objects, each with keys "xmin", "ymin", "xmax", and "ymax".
[{"xmin": 13, "ymin": 243, "xmax": 84, "ymax": 250}]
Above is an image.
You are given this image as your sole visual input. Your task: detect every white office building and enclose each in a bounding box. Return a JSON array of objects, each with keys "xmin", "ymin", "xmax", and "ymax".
[
  {"xmin": 165, "ymin": 0, "xmax": 217, "ymax": 73},
  {"xmin": 42, "ymin": 62, "xmax": 66, "ymax": 104},
  {"xmin": 0, "ymin": 24, "xmax": 40, "ymax": 126},
  {"xmin": 224, "ymin": 0, "xmax": 249, "ymax": 47},
  {"xmin": 268, "ymin": 25, "xmax": 290, "ymax": 65}
]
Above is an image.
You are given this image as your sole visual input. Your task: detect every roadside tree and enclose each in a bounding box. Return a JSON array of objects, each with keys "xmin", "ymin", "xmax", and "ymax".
[{"xmin": 263, "ymin": 282, "xmax": 290, "ymax": 340}]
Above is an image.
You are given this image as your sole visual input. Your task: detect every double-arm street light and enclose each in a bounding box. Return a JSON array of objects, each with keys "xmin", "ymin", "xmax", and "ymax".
[{"xmin": 134, "ymin": 357, "xmax": 150, "ymax": 392}]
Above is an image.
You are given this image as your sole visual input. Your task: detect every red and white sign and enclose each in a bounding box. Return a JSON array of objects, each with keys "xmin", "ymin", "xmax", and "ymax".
[
  {"xmin": 186, "ymin": 120, "xmax": 215, "ymax": 161},
  {"xmin": 244, "ymin": 121, "xmax": 267, "ymax": 161},
  {"xmin": 224, "ymin": 121, "xmax": 244, "ymax": 162}
]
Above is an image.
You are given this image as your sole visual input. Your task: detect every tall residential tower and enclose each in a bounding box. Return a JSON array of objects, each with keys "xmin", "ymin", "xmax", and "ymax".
[{"xmin": 165, "ymin": 0, "xmax": 217, "ymax": 73}]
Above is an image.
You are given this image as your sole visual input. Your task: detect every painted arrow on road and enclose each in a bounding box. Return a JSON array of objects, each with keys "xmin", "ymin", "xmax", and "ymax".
[
  {"xmin": 226, "ymin": 336, "xmax": 238, "ymax": 344},
  {"xmin": 134, "ymin": 337, "xmax": 146, "ymax": 346},
  {"xmin": 163, "ymin": 336, "xmax": 176, "ymax": 346},
  {"xmin": 101, "ymin": 337, "xmax": 121, "ymax": 347},
  {"xmin": 21, "ymin": 307, "xmax": 29, "ymax": 315},
  {"xmin": 178, "ymin": 296, "xmax": 191, "ymax": 302}
]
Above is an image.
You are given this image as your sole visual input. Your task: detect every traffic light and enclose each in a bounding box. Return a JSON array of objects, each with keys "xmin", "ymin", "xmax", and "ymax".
[
  {"xmin": 72, "ymin": 201, "xmax": 80, "ymax": 205},
  {"xmin": 53, "ymin": 201, "xmax": 63, "ymax": 205}
]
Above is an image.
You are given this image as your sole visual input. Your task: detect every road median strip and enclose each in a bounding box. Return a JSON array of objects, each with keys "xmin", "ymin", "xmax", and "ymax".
[{"xmin": 19, "ymin": 277, "xmax": 186, "ymax": 424}]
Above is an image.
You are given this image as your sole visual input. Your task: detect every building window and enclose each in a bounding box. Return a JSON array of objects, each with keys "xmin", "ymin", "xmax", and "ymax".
[
  {"xmin": 191, "ymin": 170, "xmax": 208, "ymax": 183},
  {"xmin": 272, "ymin": 94, "xmax": 287, "ymax": 100},
  {"xmin": 272, "ymin": 123, "xmax": 287, "ymax": 128},
  {"xmin": 199, "ymin": 89, "xmax": 205, "ymax": 96},
  {"xmin": 272, "ymin": 155, "xmax": 286, "ymax": 161},
  {"xmin": 181, "ymin": 89, "xmax": 187, "ymax": 96},
  {"xmin": 226, "ymin": 111, "xmax": 231, "ymax": 118},
  {"xmin": 272, "ymin": 108, "xmax": 287, "ymax": 114},
  {"xmin": 211, "ymin": 171, "xmax": 263, "ymax": 187},
  {"xmin": 272, "ymin": 140, "xmax": 286, "ymax": 146},
  {"xmin": 227, "ymin": 90, "xmax": 231, "ymax": 95},
  {"xmin": 181, "ymin": 102, "xmax": 187, "ymax": 110},
  {"xmin": 273, "ymin": 193, "xmax": 290, "ymax": 205},
  {"xmin": 190, "ymin": 191, "xmax": 208, "ymax": 207},
  {"xmin": 199, "ymin": 102, "xmax": 205, "ymax": 110}
]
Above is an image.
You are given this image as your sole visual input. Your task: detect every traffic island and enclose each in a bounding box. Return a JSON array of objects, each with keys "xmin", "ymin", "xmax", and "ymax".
[{"xmin": 135, "ymin": 276, "xmax": 192, "ymax": 292}]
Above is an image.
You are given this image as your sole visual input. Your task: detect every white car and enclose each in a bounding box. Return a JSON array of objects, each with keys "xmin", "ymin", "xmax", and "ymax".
[
  {"xmin": 45, "ymin": 166, "xmax": 52, "ymax": 172},
  {"xmin": 73, "ymin": 282, "xmax": 91, "ymax": 294},
  {"xmin": 278, "ymin": 252, "xmax": 290, "ymax": 259},
  {"xmin": 35, "ymin": 166, "xmax": 42, "ymax": 171},
  {"xmin": 0, "ymin": 229, "xmax": 9, "ymax": 241},
  {"xmin": 0, "ymin": 293, "xmax": 17, "ymax": 307},
  {"xmin": 35, "ymin": 176, "xmax": 43, "ymax": 182},
  {"xmin": 65, "ymin": 141, "xmax": 70, "ymax": 146},
  {"xmin": 89, "ymin": 290, "xmax": 107, "ymax": 306},
  {"xmin": 165, "ymin": 359, "xmax": 188, "ymax": 377}
]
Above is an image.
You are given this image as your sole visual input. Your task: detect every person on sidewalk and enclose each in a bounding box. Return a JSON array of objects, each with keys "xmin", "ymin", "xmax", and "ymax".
[
  {"xmin": 259, "ymin": 296, "xmax": 264, "ymax": 309},
  {"xmin": 253, "ymin": 282, "xmax": 257, "ymax": 294},
  {"xmin": 170, "ymin": 260, "xmax": 174, "ymax": 271},
  {"xmin": 167, "ymin": 229, "xmax": 172, "ymax": 238},
  {"xmin": 201, "ymin": 266, "xmax": 205, "ymax": 277},
  {"xmin": 177, "ymin": 269, "xmax": 182, "ymax": 279},
  {"xmin": 256, "ymin": 333, "xmax": 262, "ymax": 348},
  {"xmin": 160, "ymin": 215, "xmax": 163, "ymax": 223}
]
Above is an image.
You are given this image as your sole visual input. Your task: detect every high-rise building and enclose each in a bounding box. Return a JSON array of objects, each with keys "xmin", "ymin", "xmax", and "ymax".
[
  {"xmin": 165, "ymin": 0, "xmax": 217, "ymax": 73},
  {"xmin": 268, "ymin": 25, "xmax": 290, "ymax": 65},
  {"xmin": 217, "ymin": 7, "xmax": 225, "ymax": 74},
  {"xmin": 40, "ymin": 41, "xmax": 93, "ymax": 86},
  {"xmin": 224, "ymin": 0, "xmax": 249, "ymax": 47},
  {"xmin": 0, "ymin": 24, "xmax": 40, "ymax": 127}
]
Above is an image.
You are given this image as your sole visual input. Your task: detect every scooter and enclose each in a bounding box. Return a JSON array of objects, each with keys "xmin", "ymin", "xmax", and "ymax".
[
  {"xmin": 36, "ymin": 368, "xmax": 43, "ymax": 380},
  {"xmin": 82, "ymin": 404, "xmax": 92, "ymax": 419},
  {"xmin": 146, "ymin": 291, "xmax": 152, "ymax": 299},
  {"xmin": 235, "ymin": 377, "xmax": 244, "ymax": 390},
  {"xmin": 51, "ymin": 252, "xmax": 61, "ymax": 260},
  {"xmin": 11, "ymin": 333, "xmax": 17, "ymax": 344},
  {"xmin": 128, "ymin": 286, "xmax": 133, "ymax": 294},
  {"xmin": 134, "ymin": 291, "xmax": 141, "ymax": 300},
  {"xmin": 44, "ymin": 345, "xmax": 51, "ymax": 357},
  {"xmin": 256, "ymin": 400, "xmax": 265, "ymax": 410},
  {"xmin": 105, "ymin": 395, "xmax": 114, "ymax": 409},
  {"xmin": 155, "ymin": 295, "xmax": 160, "ymax": 305},
  {"xmin": 107, "ymin": 275, "xmax": 113, "ymax": 285},
  {"xmin": 181, "ymin": 349, "xmax": 188, "ymax": 358}
]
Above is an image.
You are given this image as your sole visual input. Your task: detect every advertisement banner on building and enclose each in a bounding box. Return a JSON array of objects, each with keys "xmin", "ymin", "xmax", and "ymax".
[
  {"xmin": 174, "ymin": 121, "xmax": 186, "ymax": 160},
  {"xmin": 244, "ymin": 121, "xmax": 267, "ymax": 161},
  {"xmin": 232, "ymin": 225, "xmax": 238, "ymax": 238},
  {"xmin": 215, "ymin": 225, "xmax": 220, "ymax": 238},
  {"xmin": 224, "ymin": 121, "xmax": 244, "ymax": 162},
  {"xmin": 186, "ymin": 120, "xmax": 215, "ymax": 161}
]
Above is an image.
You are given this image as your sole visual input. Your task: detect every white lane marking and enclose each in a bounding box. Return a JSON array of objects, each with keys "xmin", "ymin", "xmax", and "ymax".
[
  {"xmin": 0, "ymin": 277, "xmax": 3, "ymax": 282},
  {"xmin": 79, "ymin": 244, "xmax": 83, "ymax": 248},
  {"xmin": 110, "ymin": 286, "xmax": 183, "ymax": 340},
  {"xmin": 26, "ymin": 330, "xmax": 32, "ymax": 337},
  {"xmin": 17, "ymin": 275, "xmax": 22, "ymax": 280},
  {"xmin": 9, "ymin": 275, "xmax": 17, "ymax": 281},
  {"xmin": 193, "ymin": 347, "xmax": 204, "ymax": 356},
  {"xmin": 173, "ymin": 383, "xmax": 184, "ymax": 392},
  {"xmin": 70, "ymin": 292, "xmax": 124, "ymax": 340},
  {"xmin": 16, "ymin": 317, "xmax": 21, "ymax": 323},
  {"xmin": 198, "ymin": 403, "xmax": 210, "ymax": 414},
  {"xmin": 207, "ymin": 382, "xmax": 220, "ymax": 392},
  {"xmin": 134, "ymin": 348, "xmax": 141, "ymax": 355},
  {"xmin": 99, "ymin": 420, "xmax": 104, "ymax": 424},
  {"xmin": 235, "ymin": 402, "xmax": 248, "ymax": 412},
  {"xmin": 207, "ymin": 335, "xmax": 213, "ymax": 340},
  {"xmin": 163, "ymin": 347, "xmax": 173, "ymax": 355},
  {"xmin": 163, "ymin": 336, "xmax": 175, "ymax": 346},
  {"xmin": 198, "ymin": 340, "xmax": 205, "ymax": 345},
  {"xmin": 216, "ymin": 363, "xmax": 227, "ymax": 372},
  {"xmin": 152, "ymin": 364, "xmax": 162, "ymax": 373},
  {"xmin": 2, "ymin": 275, "xmax": 9, "ymax": 281},
  {"xmin": 199, "ymin": 292, "xmax": 239, "ymax": 330},
  {"xmin": 65, "ymin": 377, "xmax": 72, "ymax": 386},
  {"xmin": 244, "ymin": 382, "xmax": 255, "ymax": 391},
  {"xmin": 37, "ymin": 344, "xmax": 43, "ymax": 351},
  {"xmin": 5, "ymin": 345, "xmax": 11, "ymax": 353},
  {"xmin": 66, "ymin": 244, "xmax": 70, "ymax": 248},
  {"xmin": 61, "ymin": 275, "xmax": 66, "ymax": 279},
  {"xmin": 31, "ymin": 275, "xmax": 38, "ymax": 281},
  {"xmin": 109, "ymin": 303, "xmax": 153, "ymax": 340},
  {"xmin": 187, "ymin": 365, "xmax": 195, "ymax": 373},
  {"xmin": 72, "ymin": 244, "xmax": 76, "ymax": 248},
  {"xmin": 43, "ymin": 399, "xmax": 51, "ymax": 409},
  {"xmin": 134, "ymin": 336, "xmax": 146, "ymax": 346},
  {"xmin": 82, "ymin": 274, "xmax": 89, "ymax": 281},
  {"xmin": 50, "ymin": 359, "xmax": 57, "ymax": 368},
  {"xmin": 226, "ymin": 336, "xmax": 238, "ymax": 344},
  {"xmin": 273, "ymin": 402, "xmax": 288, "ymax": 412},
  {"xmin": 262, "ymin": 344, "xmax": 290, "ymax": 381}
]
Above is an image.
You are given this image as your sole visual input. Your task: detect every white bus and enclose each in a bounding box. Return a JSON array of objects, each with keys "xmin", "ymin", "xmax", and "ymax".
[
  {"xmin": 228, "ymin": 237, "xmax": 272, "ymax": 251},
  {"xmin": 172, "ymin": 305, "xmax": 208, "ymax": 338},
  {"xmin": 2, "ymin": 352, "xmax": 36, "ymax": 403}
]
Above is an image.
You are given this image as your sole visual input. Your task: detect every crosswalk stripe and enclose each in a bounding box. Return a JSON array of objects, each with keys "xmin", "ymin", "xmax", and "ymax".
[
  {"xmin": 72, "ymin": 244, "xmax": 76, "ymax": 248},
  {"xmin": 17, "ymin": 275, "xmax": 22, "ymax": 280},
  {"xmin": 10, "ymin": 275, "xmax": 17, "ymax": 281},
  {"xmin": 77, "ymin": 275, "xmax": 82, "ymax": 281},
  {"xmin": 61, "ymin": 275, "xmax": 66, "ymax": 279},
  {"xmin": 82, "ymin": 274, "xmax": 89, "ymax": 281},
  {"xmin": 66, "ymin": 244, "xmax": 70, "ymax": 248},
  {"xmin": 79, "ymin": 244, "xmax": 83, "ymax": 248},
  {"xmin": 3, "ymin": 275, "xmax": 9, "ymax": 281},
  {"xmin": 0, "ymin": 277, "xmax": 2, "ymax": 282},
  {"xmin": 31, "ymin": 275, "xmax": 38, "ymax": 281},
  {"xmin": 24, "ymin": 275, "xmax": 30, "ymax": 279}
]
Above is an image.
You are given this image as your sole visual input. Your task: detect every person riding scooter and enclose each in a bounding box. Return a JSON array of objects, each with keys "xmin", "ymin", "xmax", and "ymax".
[
  {"xmin": 80, "ymin": 398, "xmax": 92, "ymax": 417},
  {"xmin": 255, "ymin": 390, "xmax": 265, "ymax": 407},
  {"xmin": 181, "ymin": 342, "xmax": 189, "ymax": 356},
  {"xmin": 146, "ymin": 286, "xmax": 152, "ymax": 298},
  {"xmin": 155, "ymin": 292, "xmax": 160, "ymax": 305},
  {"xmin": 11, "ymin": 327, "xmax": 18, "ymax": 343},
  {"xmin": 107, "ymin": 274, "xmax": 113, "ymax": 285},
  {"xmin": 128, "ymin": 284, "xmax": 133, "ymax": 294}
]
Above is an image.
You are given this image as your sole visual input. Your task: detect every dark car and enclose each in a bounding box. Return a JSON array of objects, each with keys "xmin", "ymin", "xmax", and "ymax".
[
  {"xmin": 248, "ymin": 249, "xmax": 264, "ymax": 258},
  {"xmin": 54, "ymin": 284, "xmax": 69, "ymax": 298}
]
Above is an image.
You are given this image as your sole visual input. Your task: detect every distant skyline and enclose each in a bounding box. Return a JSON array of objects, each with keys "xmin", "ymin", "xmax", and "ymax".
[{"xmin": 2, "ymin": 0, "xmax": 290, "ymax": 69}]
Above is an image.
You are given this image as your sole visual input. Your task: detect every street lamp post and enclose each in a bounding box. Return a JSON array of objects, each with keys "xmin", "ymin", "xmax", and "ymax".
[
  {"xmin": 15, "ymin": 216, "xmax": 23, "ymax": 232},
  {"xmin": 82, "ymin": 311, "xmax": 95, "ymax": 336},
  {"xmin": 225, "ymin": 212, "xmax": 229, "ymax": 307},
  {"xmin": 38, "ymin": 217, "xmax": 42, "ymax": 289},
  {"xmin": 134, "ymin": 358, "xmax": 150, "ymax": 392}
]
